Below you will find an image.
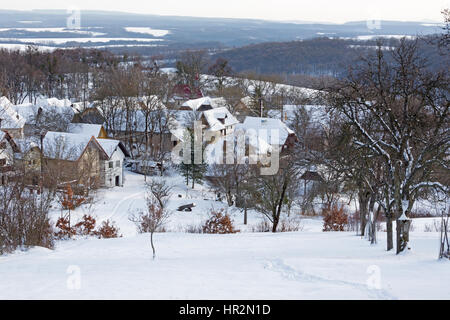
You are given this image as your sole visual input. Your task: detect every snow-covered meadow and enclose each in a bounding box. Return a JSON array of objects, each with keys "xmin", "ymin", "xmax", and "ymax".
[{"xmin": 0, "ymin": 170, "xmax": 448, "ymax": 300}]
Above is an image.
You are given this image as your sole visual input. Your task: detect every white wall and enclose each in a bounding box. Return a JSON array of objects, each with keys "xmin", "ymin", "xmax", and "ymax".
[{"xmin": 103, "ymin": 148, "xmax": 125, "ymax": 188}]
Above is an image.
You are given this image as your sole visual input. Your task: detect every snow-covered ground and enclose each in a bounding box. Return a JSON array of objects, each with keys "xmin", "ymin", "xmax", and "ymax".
[{"xmin": 0, "ymin": 170, "xmax": 448, "ymax": 300}]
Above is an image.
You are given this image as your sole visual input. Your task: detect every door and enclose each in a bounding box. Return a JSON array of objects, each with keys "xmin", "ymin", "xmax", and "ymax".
[{"xmin": 115, "ymin": 176, "xmax": 120, "ymax": 187}]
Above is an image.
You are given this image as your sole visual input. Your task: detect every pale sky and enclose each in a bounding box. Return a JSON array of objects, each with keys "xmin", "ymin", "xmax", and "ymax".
[{"xmin": 2, "ymin": 0, "xmax": 449, "ymax": 23}]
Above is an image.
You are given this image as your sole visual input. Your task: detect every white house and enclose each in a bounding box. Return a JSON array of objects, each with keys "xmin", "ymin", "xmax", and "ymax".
[
  {"xmin": 237, "ymin": 117, "xmax": 297, "ymax": 152},
  {"xmin": 201, "ymin": 107, "xmax": 240, "ymax": 138},
  {"xmin": 97, "ymin": 139, "xmax": 130, "ymax": 187}
]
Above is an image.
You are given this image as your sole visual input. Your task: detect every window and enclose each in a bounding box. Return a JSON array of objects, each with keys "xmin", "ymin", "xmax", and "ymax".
[
  {"xmin": 109, "ymin": 161, "xmax": 113, "ymax": 169},
  {"xmin": 0, "ymin": 159, "xmax": 6, "ymax": 166},
  {"xmin": 116, "ymin": 161, "xmax": 121, "ymax": 167}
]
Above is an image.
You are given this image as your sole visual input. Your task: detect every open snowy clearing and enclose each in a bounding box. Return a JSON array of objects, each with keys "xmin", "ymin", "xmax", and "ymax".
[
  {"xmin": 0, "ymin": 231, "xmax": 447, "ymax": 300},
  {"xmin": 0, "ymin": 171, "xmax": 447, "ymax": 300}
]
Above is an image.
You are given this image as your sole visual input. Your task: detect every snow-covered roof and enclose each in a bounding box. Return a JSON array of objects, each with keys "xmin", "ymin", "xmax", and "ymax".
[
  {"xmin": 202, "ymin": 107, "xmax": 239, "ymax": 132},
  {"xmin": 0, "ymin": 96, "xmax": 26, "ymax": 129},
  {"xmin": 238, "ymin": 117, "xmax": 295, "ymax": 146},
  {"xmin": 111, "ymin": 109, "xmax": 174, "ymax": 134},
  {"xmin": 181, "ymin": 96, "xmax": 229, "ymax": 111},
  {"xmin": 204, "ymin": 130, "xmax": 272, "ymax": 165},
  {"xmin": 13, "ymin": 97, "xmax": 74, "ymax": 123},
  {"xmin": 13, "ymin": 136, "xmax": 40, "ymax": 156},
  {"xmin": 97, "ymin": 138, "xmax": 130, "ymax": 159},
  {"xmin": 67, "ymin": 123, "xmax": 105, "ymax": 137},
  {"xmin": 43, "ymin": 131, "xmax": 97, "ymax": 161},
  {"xmin": 267, "ymin": 105, "xmax": 330, "ymax": 127}
]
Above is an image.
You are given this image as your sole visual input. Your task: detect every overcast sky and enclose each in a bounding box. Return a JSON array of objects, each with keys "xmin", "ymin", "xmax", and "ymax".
[{"xmin": 2, "ymin": 0, "xmax": 449, "ymax": 23}]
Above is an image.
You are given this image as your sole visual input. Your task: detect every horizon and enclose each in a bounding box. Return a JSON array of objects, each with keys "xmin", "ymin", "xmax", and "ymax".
[{"xmin": 1, "ymin": 0, "xmax": 448, "ymax": 24}]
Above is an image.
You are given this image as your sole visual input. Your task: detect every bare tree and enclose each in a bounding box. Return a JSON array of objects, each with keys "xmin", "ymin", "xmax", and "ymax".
[
  {"xmin": 130, "ymin": 179, "xmax": 173, "ymax": 259},
  {"xmin": 327, "ymin": 39, "xmax": 449, "ymax": 253}
]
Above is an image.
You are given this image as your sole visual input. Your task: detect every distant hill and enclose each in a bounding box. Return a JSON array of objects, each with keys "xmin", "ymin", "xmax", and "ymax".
[
  {"xmin": 212, "ymin": 36, "xmax": 446, "ymax": 77},
  {"xmin": 0, "ymin": 10, "xmax": 443, "ymax": 50}
]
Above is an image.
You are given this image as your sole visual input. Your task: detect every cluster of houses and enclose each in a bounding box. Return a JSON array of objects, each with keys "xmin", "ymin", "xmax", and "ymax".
[{"xmin": 0, "ymin": 92, "xmax": 303, "ymax": 192}]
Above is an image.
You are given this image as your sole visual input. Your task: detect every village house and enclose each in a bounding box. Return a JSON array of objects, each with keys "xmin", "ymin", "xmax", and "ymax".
[
  {"xmin": 96, "ymin": 138, "xmax": 130, "ymax": 187},
  {"xmin": 178, "ymin": 96, "xmax": 229, "ymax": 112},
  {"xmin": 171, "ymin": 84, "xmax": 203, "ymax": 107},
  {"xmin": 67, "ymin": 123, "xmax": 109, "ymax": 139},
  {"xmin": 0, "ymin": 131, "xmax": 19, "ymax": 185},
  {"xmin": 12, "ymin": 97, "xmax": 75, "ymax": 135},
  {"xmin": 0, "ymin": 97, "xmax": 26, "ymax": 139},
  {"xmin": 201, "ymin": 107, "xmax": 240, "ymax": 141},
  {"xmin": 42, "ymin": 131, "xmax": 129, "ymax": 189},
  {"xmin": 237, "ymin": 117, "xmax": 298, "ymax": 154}
]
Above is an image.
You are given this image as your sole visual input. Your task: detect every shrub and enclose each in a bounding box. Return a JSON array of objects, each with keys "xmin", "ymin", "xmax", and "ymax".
[
  {"xmin": 251, "ymin": 220, "xmax": 272, "ymax": 233},
  {"xmin": 279, "ymin": 217, "xmax": 304, "ymax": 232},
  {"xmin": 0, "ymin": 185, "xmax": 55, "ymax": 255},
  {"xmin": 202, "ymin": 209, "xmax": 238, "ymax": 234},
  {"xmin": 54, "ymin": 217, "xmax": 77, "ymax": 239},
  {"xmin": 74, "ymin": 214, "xmax": 96, "ymax": 236},
  {"xmin": 94, "ymin": 220, "xmax": 121, "ymax": 239},
  {"xmin": 251, "ymin": 216, "xmax": 304, "ymax": 233},
  {"xmin": 322, "ymin": 204, "xmax": 348, "ymax": 232},
  {"xmin": 184, "ymin": 224, "xmax": 203, "ymax": 233}
]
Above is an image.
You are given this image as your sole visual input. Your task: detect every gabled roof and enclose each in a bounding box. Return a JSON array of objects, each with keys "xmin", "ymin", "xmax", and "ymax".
[
  {"xmin": 13, "ymin": 136, "xmax": 40, "ymax": 157},
  {"xmin": 0, "ymin": 130, "xmax": 20, "ymax": 153},
  {"xmin": 13, "ymin": 97, "xmax": 74, "ymax": 123},
  {"xmin": 181, "ymin": 96, "xmax": 230, "ymax": 112},
  {"xmin": 43, "ymin": 131, "xmax": 105, "ymax": 162},
  {"xmin": 238, "ymin": 117, "xmax": 295, "ymax": 146},
  {"xmin": 0, "ymin": 97, "xmax": 26, "ymax": 129},
  {"xmin": 202, "ymin": 107, "xmax": 239, "ymax": 132},
  {"xmin": 96, "ymin": 138, "xmax": 130, "ymax": 159},
  {"xmin": 67, "ymin": 123, "xmax": 106, "ymax": 138}
]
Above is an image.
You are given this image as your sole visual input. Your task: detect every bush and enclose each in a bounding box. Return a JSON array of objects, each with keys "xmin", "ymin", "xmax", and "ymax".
[
  {"xmin": 94, "ymin": 220, "xmax": 121, "ymax": 239},
  {"xmin": 251, "ymin": 216, "xmax": 304, "ymax": 233},
  {"xmin": 54, "ymin": 217, "xmax": 77, "ymax": 240},
  {"xmin": 74, "ymin": 214, "xmax": 96, "ymax": 236},
  {"xmin": 322, "ymin": 204, "xmax": 348, "ymax": 232},
  {"xmin": 184, "ymin": 224, "xmax": 203, "ymax": 233},
  {"xmin": 0, "ymin": 184, "xmax": 55, "ymax": 254},
  {"xmin": 251, "ymin": 220, "xmax": 272, "ymax": 232},
  {"xmin": 279, "ymin": 217, "xmax": 304, "ymax": 232},
  {"xmin": 202, "ymin": 209, "xmax": 238, "ymax": 234}
]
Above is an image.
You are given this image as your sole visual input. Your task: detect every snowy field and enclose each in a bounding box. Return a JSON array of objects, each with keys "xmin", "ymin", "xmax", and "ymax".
[{"xmin": 0, "ymin": 171, "xmax": 448, "ymax": 300}]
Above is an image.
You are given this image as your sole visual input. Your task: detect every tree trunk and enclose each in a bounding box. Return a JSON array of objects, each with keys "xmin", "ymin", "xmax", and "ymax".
[
  {"xmin": 358, "ymin": 192, "xmax": 369, "ymax": 237},
  {"xmin": 386, "ymin": 215, "xmax": 393, "ymax": 251},
  {"xmin": 272, "ymin": 215, "xmax": 279, "ymax": 233},
  {"xmin": 150, "ymin": 232, "xmax": 156, "ymax": 260},
  {"xmin": 244, "ymin": 205, "xmax": 248, "ymax": 225}
]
